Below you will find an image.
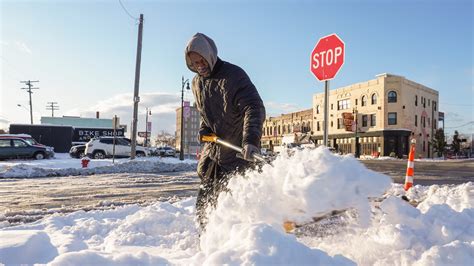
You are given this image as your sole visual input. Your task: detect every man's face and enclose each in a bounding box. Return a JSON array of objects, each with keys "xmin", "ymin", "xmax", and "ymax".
[{"xmin": 188, "ymin": 52, "xmax": 211, "ymax": 77}]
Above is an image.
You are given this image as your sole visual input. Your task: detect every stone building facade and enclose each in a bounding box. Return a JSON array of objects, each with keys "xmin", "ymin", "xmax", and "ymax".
[
  {"xmin": 261, "ymin": 109, "xmax": 313, "ymax": 151},
  {"xmin": 312, "ymin": 73, "xmax": 439, "ymax": 158}
]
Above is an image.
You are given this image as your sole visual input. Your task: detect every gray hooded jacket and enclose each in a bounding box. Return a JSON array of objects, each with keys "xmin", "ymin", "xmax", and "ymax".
[{"xmin": 185, "ymin": 33, "xmax": 266, "ymax": 173}]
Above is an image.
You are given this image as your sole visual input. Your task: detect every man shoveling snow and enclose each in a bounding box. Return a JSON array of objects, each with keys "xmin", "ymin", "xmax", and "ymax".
[{"xmin": 184, "ymin": 32, "xmax": 266, "ymax": 230}]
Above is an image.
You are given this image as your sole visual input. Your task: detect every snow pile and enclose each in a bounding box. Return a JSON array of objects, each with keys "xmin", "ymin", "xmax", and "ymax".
[
  {"xmin": 305, "ymin": 182, "xmax": 474, "ymax": 265},
  {"xmin": 198, "ymin": 147, "xmax": 391, "ymax": 264},
  {"xmin": 0, "ymin": 147, "xmax": 472, "ymax": 265},
  {"xmin": 0, "ymin": 156, "xmax": 197, "ymax": 178}
]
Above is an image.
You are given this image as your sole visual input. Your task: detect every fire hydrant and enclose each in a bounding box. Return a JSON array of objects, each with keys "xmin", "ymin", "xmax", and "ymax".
[{"xmin": 81, "ymin": 156, "xmax": 90, "ymax": 168}]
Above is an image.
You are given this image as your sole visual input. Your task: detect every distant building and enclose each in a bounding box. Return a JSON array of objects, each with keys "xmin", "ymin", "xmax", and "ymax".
[
  {"xmin": 312, "ymin": 73, "xmax": 439, "ymax": 158},
  {"xmin": 261, "ymin": 109, "xmax": 313, "ymax": 150},
  {"xmin": 41, "ymin": 116, "xmax": 114, "ymax": 128},
  {"xmin": 41, "ymin": 115, "xmax": 125, "ymax": 144},
  {"xmin": 176, "ymin": 103, "xmax": 200, "ymax": 155}
]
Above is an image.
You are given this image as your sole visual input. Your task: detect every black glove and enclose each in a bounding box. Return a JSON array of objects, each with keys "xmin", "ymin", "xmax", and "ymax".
[
  {"xmin": 198, "ymin": 128, "xmax": 214, "ymax": 143},
  {"xmin": 242, "ymin": 144, "xmax": 260, "ymax": 161}
]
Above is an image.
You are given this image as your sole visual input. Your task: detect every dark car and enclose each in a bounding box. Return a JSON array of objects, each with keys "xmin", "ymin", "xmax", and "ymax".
[
  {"xmin": 0, "ymin": 137, "xmax": 55, "ymax": 160},
  {"xmin": 69, "ymin": 144, "xmax": 86, "ymax": 158}
]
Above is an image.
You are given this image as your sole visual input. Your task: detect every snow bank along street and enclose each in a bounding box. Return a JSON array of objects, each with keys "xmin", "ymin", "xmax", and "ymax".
[
  {"xmin": 0, "ymin": 154, "xmax": 197, "ymax": 178},
  {"xmin": 1, "ymin": 147, "xmax": 472, "ymax": 265}
]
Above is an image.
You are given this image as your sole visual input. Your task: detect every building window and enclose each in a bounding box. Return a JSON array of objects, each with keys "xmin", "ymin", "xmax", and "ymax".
[
  {"xmin": 415, "ymin": 115, "xmax": 418, "ymax": 127},
  {"xmin": 423, "ymin": 116, "xmax": 426, "ymax": 128},
  {"xmin": 388, "ymin": 91, "xmax": 397, "ymax": 103},
  {"xmin": 362, "ymin": 115, "xmax": 368, "ymax": 127},
  {"xmin": 317, "ymin": 121, "xmax": 320, "ymax": 131},
  {"xmin": 388, "ymin": 112, "xmax": 397, "ymax": 125},
  {"xmin": 433, "ymin": 101, "xmax": 437, "ymax": 111},
  {"xmin": 316, "ymin": 105, "xmax": 320, "ymax": 114},
  {"xmin": 415, "ymin": 95, "xmax": 418, "ymax": 106},
  {"xmin": 331, "ymin": 121, "xmax": 333, "ymax": 127},
  {"xmin": 331, "ymin": 104, "xmax": 333, "ymax": 110},
  {"xmin": 337, "ymin": 118, "xmax": 343, "ymax": 129},
  {"xmin": 278, "ymin": 125, "xmax": 281, "ymax": 135},
  {"xmin": 370, "ymin": 114, "xmax": 376, "ymax": 126},
  {"xmin": 423, "ymin": 97, "xmax": 426, "ymax": 108},
  {"xmin": 361, "ymin": 95, "xmax": 367, "ymax": 106},
  {"xmin": 337, "ymin": 99, "xmax": 350, "ymax": 110},
  {"xmin": 371, "ymin": 94, "xmax": 377, "ymax": 105},
  {"xmin": 428, "ymin": 99, "xmax": 431, "ymax": 106},
  {"xmin": 355, "ymin": 99, "xmax": 358, "ymax": 105}
]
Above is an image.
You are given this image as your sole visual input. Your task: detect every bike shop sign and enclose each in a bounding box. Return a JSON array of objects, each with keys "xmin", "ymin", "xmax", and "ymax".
[{"xmin": 73, "ymin": 127, "xmax": 125, "ymax": 142}]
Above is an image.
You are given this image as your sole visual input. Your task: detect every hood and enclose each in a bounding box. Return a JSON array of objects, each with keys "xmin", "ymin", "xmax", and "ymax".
[{"xmin": 185, "ymin": 33, "xmax": 218, "ymax": 73}]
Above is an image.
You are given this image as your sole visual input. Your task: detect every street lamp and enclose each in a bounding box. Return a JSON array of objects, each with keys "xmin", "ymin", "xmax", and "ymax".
[
  {"xmin": 17, "ymin": 104, "xmax": 30, "ymax": 122},
  {"xmin": 180, "ymin": 76, "xmax": 191, "ymax": 160}
]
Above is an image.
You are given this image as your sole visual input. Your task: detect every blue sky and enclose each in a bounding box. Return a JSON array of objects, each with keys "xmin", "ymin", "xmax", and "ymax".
[{"xmin": 1, "ymin": 0, "xmax": 472, "ymax": 136}]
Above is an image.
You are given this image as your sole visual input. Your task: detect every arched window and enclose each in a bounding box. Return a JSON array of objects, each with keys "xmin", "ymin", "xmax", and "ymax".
[
  {"xmin": 371, "ymin": 93, "xmax": 377, "ymax": 105},
  {"xmin": 316, "ymin": 105, "xmax": 320, "ymax": 114},
  {"xmin": 361, "ymin": 95, "xmax": 367, "ymax": 106},
  {"xmin": 388, "ymin": 91, "xmax": 397, "ymax": 103}
]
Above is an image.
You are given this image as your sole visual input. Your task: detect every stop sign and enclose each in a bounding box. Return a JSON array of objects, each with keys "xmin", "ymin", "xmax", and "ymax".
[{"xmin": 310, "ymin": 34, "xmax": 345, "ymax": 81}]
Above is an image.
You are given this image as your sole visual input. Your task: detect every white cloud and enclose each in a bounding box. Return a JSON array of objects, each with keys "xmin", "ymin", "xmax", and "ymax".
[
  {"xmin": 63, "ymin": 92, "xmax": 182, "ymax": 136},
  {"xmin": 265, "ymin": 101, "xmax": 303, "ymax": 116},
  {"xmin": 15, "ymin": 41, "xmax": 32, "ymax": 54}
]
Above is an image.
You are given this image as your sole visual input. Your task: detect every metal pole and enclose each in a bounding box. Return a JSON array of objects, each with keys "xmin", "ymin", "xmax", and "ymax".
[
  {"xmin": 145, "ymin": 108, "xmax": 149, "ymax": 147},
  {"xmin": 323, "ymin": 80, "xmax": 329, "ymax": 146},
  {"xmin": 355, "ymin": 108, "xmax": 360, "ymax": 158},
  {"xmin": 112, "ymin": 115, "xmax": 117, "ymax": 164},
  {"xmin": 430, "ymin": 102, "xmax": 434, "ymax": 158},
  {"xmin": 131, "ymin": 14, "xmax": 144, "ymax": 160},
  {"xmin": 180, "ymin": 77, "xmax": 185, "ymax": 161}
]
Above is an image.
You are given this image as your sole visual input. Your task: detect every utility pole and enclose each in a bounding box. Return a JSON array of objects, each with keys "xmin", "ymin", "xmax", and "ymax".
[
  {"xmin": 46, "ymin": 102, "xmax": 59, "ymax": 117},
  {"xmin": 20, "ymin": 80, "xmax": 39, "ymax": 124},
  {"xmin": 131, "ymin": 14, "xmax": 144, "ymax": 160}
]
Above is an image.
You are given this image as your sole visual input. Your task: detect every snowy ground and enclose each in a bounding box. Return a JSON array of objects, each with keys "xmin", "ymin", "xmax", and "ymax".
[
  {"xmin": 0, "ymin": 147, "xmax": 472, "ymax": 265},
  {"xmin": 0, "ymin": 153, "xmax": 197, "ymax": 178}
]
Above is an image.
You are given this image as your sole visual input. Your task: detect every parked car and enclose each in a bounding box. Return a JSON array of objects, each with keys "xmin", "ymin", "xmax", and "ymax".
[
  {"xmin": 0, "ymin": 137, "xmax": 55, "ymax": 160},
  {"xmin": 157, "ymin": 146, "xmax": 176, "ymax": 157},
  {"xmin": 69, "ymin": 144, "xmax": 86, "ymax": 158},
  {"xmin": 85, "ymin": 137, "xmax": 149, "ymax": 159},
  {"xmin": 0, "ymin": 134, "xmax": 55, "ymax": 152}
]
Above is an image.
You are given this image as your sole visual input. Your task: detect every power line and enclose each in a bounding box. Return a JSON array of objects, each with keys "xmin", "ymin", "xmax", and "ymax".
[
  {"xmin": 46, "ymin": 101, "xmax": 59, "ymax": 117},
  {"xmin": 118, "ymin": 0, "xmax": 138, "ymax": 21},
  {"xmin": 440, "ymin": 102, "xmax": 473, "ymax": 106},
  {"xmin": 445, "ymin": 121, "xmax": 474, "ymax": 129}
]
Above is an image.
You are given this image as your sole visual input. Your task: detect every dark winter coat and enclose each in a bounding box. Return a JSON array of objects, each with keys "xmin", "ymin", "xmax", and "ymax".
[{"xmin": 185, "ymin": 33, "xmax": 266, "ymax": 176}]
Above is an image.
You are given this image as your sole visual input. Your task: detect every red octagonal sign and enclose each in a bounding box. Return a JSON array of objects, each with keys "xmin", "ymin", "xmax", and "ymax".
[{"xmin": 310, "ymin": 34, "xmax": 345, "ymax": 81}]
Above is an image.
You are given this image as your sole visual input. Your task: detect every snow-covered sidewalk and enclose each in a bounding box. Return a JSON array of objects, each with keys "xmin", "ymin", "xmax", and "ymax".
[
  {"xmin": 0, "ymin": 154, "xmax": 197, "ymax": 178},
  {"xmin": 0, "ymin": 147, "xmax": 472, "ymax": 265}
]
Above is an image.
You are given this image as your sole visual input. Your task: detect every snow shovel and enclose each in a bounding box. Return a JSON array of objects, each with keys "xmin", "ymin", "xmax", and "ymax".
[{"xmin": 201, "ymin": 134, "xmax": 268, "ymax": 163}]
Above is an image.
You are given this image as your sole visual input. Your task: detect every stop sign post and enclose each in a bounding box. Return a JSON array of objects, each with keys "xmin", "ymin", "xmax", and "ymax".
[{"xmin": 310, "ymin": 33, "xmax": 345, "ymax": 146}]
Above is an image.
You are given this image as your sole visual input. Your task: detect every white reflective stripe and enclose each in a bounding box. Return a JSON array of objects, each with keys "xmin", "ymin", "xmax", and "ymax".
[
  {"xmin": 407, "ymin": 161, "xmax": 414, "ymax": 169},
  {"xmin": 405, "ymin": 175, "xmax": 413, "ymax": 183}
]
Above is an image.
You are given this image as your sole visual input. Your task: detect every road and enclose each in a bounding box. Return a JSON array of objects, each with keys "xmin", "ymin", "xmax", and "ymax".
[
  {"xmin": 361, "ymin": 159, "xmax": 474, "ymax": 185},
  {"xmin": 1, "ymin": 160, "xmax": 472, "ymax": 226},
  {"xmin": 0, "ymin": 171, "xmax": 199, "ymax": 225}
]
